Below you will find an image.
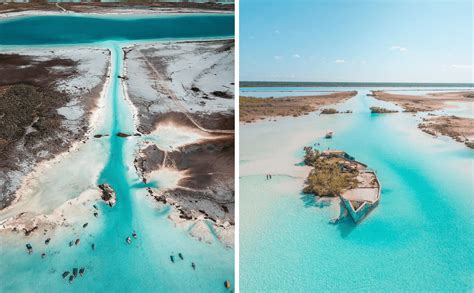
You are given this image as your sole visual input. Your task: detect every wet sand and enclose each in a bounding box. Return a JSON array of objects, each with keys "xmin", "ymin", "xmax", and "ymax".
[{"xmin": 240, "ymin": 91, "xmax": 357, "ymax": 123}]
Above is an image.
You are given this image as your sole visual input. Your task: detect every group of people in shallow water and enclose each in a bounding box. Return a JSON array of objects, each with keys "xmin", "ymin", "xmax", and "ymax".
[
  {"xmin": 22, "ymin": 208, "xmax": 232, "ymax": 289},
  {"xmin": 170, "ymin": 252, "xmax": 196, "ymax": 270},
  {"xmin": 125, "ymin": 230, "xmax": 138, "ymax": 244},
  {"xmin": 265, "ymin": 174, "xmax": 273, "ymax": 180}
]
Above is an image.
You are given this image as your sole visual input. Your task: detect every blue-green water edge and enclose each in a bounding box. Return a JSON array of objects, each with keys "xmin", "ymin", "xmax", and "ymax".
[{"xmin": 0, "ymin": 15, "xmax": 234, "ymax": 292}]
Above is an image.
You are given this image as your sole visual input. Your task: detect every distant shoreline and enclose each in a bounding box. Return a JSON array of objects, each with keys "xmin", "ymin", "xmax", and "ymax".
[{"xmin": 240, "ymin": 81, "xmax": 474, "ymax": 88}]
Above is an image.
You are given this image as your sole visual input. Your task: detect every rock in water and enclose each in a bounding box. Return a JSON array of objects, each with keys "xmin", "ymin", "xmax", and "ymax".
[
  {"xmin": 73, "ymin": 268, "xmax": 78, "ymax": 277},
  {"xmin": 69, "ymin": 275, "xmax": 74, "ymax": 284},
  {"xmin": 178, "ymin": 253, "xmax": 183, "ymax": 260},
  {"xmin": 79, "ymin": 268, "xmax": 85, "ymax": 277},
  {"xmin": 98, "ymin": 183, "xmax": 117, "ymax": 207},
  {"xmin": 62, "ymin": 271, "xmax": 70, "ymax": 279},
  {"xmin": 116, "ymin": 132, "xmax": 131, "ymax": 138},
  {"xmin": 45, "ymin": 238, "xmax": 51, "ymax": 245}
]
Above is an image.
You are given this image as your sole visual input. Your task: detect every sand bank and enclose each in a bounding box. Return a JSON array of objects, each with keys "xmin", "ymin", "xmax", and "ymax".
[
  {"xmin": 0, "ymin": 188, "xmax": 101, "ymax": 236},
  {"xmin": 0, "ymin": 47, "xmax": 110, "ymax": 209},
  {"xmin": 372, "ymin": 90, "xmax": 474, "ymax": 112},
  {"xmin": 418, "ymin": 115, "xmax": 474, "ymax": 148},
  {"xmin": 0, "ymin": 3, "xmax": 233, "ymax": 19},
  {"xmin": 126, "ymin": 39, "xmax": 234, "ymax": 227},
  {"xmin": 240, "ymin": 91, "xmax": 357, "ymax": 123}
]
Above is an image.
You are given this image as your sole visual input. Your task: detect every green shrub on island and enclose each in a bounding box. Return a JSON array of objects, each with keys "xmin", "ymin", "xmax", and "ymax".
[
  {"xmin": 302, "ymin": 147, "xmax": 358, "ymax": 197},
  {"xmin": 370, "ymin": 106, "xmax": 398, "ymax": 113},
  {"xmin": 303, "ymin": 158, "xmax": 358, "ymax": 197},
  {"xmin": 321, "ymin": 108, "xmax": 338, "ymax": 114},
  {"xmin": 303, "ymin": 146, "xmax": 320, "ymax": 166}
]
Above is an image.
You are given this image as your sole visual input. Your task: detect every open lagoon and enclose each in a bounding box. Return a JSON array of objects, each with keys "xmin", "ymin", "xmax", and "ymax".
[
  {"xmin": 240, "ymin": 87, "xmax": 473, "ymax": 291},
  {"xmin": 0, "ymin": 14, "xmax": 234, "ymax": 292}
]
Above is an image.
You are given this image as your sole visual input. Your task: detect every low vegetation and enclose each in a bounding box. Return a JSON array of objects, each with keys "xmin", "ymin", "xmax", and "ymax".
[
  {"xmin": 0, "ymin": 84, "xmax": 69, "ymax": 161},
  {"xmin": 418, "ymin": 115, "xmax": 474, "ymax": 148},
  {"xmin": 320, "ymin": 108, "xmax": 338, "ymax": 114},
  {"xmin": 240, "ymin": 91, "xmax": 357, "ymax": 122},
  {"xmin": 302, "ymin": 147, "xmax": 358, "ymax": 197},
  {"xmin": 370, "ymin": 106, "xmax": 398, "ymax": 114}
]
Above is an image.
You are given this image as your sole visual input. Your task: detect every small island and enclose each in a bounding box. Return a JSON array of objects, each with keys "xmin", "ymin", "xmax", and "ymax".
[
  {"xmin": 303, "ymin": 147, "xmax": 381, "ymax": 223},
  {"xmin": 370, "ymin": 106, "xmax": 398, "ymax": 114}
]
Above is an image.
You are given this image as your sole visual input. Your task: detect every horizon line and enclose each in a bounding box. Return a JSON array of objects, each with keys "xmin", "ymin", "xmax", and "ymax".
[{"xmin": 240, "ymin": 81, "xmax": 474, "ymax": 87}]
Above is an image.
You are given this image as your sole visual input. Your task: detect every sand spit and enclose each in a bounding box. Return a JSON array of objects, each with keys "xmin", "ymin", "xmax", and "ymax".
[
  {"xmin": 0, "ymin": 2, "xmax": 233, "ymax": 19},
  {"xmin": 134, "ymin": 134, "xmax": 234, "ymax": 235},
  {"xmin": 0, "ymin": 188, "xmax": 101, "ymax": 236},
  {"xmin": 372, "ymin": 90, "xmax": 474, "ymax": 112},
  {"xmin": 124, "ymin": 39, "xmax": 234, "ymax": 134},
  {"xmin": 418, "ymin": 115, "xmax": 474, "ymax": 148},
  {"xmin": 240, "ymin": 91, "xmax": 357, "ymax": 123},
  {"xmin": 125, "ymin": 39, "xmax": 235, "ymax": 246},
  {"xmin": 0, "ymin": 47, "xmax": 110, "ymax": 210}
]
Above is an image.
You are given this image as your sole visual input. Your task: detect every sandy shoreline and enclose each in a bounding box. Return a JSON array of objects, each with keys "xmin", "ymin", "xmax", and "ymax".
[
  {"xmin": 0, "ymin": 49, "xmax": 112, "ymax": 233},
  {"xmin": 240, "ymin": 91, "xmax": 357, "ymax": 123},
  {"xmin": 0, "ymin": 5, "xmax": 233, "ymax": 20},
  {"xmin": 418, "ymin": 115, "xmax": 474, "ymax": 148},
  {"xmin": 0, "ymin": 47, "xmax": 110, "ymax": 209},
  {"xmin": 372, "ymin": 90, "xmax": 474, "ymax": 112}
]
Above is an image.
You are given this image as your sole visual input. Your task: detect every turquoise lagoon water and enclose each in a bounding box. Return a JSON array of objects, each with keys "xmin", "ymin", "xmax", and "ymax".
[
  {"xmin": 240, "ymin": 88, "xmax": 474, "ymax": 291},
  {"xmin": 0, "ymin": 14, "xmax": 234, "ymax": 45},
  {"xmin": 0, "ymin": 15, "xmax": 234, "ymax": 292}
]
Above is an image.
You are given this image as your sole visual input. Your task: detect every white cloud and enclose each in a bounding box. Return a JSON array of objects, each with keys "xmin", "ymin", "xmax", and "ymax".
[
  {"xmin": 451, "ymin": 64, "xmax": 473, "ymax": 69},
  {"xmin": 335, "ymin": 59, "xmax": 345, "ymax": 63},
  {"xmin": 274, "ymin": 30, "xmax": 280, "ymax": 34},
  {"xmin": 292, "ymin": 54, "xmax": 301, "ymax": 58},
  {"xmin": 390, "ymin": 46, "xmax": 408, "ymax": 52},
  {"xmin": 274, "ymin": 55, "xmax": 283, "ymax": 60}
]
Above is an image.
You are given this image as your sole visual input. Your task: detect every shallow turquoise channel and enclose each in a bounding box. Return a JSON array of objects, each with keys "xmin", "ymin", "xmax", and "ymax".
[{"xmin": 240, "ymin": 88, "xmax": 474, "ymax": 291}]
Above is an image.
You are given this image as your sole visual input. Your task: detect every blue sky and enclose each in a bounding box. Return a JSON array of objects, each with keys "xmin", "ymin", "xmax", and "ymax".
[{"xmin": 240, "ymin": 0, "xmax": 473, "ymax": 83}]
